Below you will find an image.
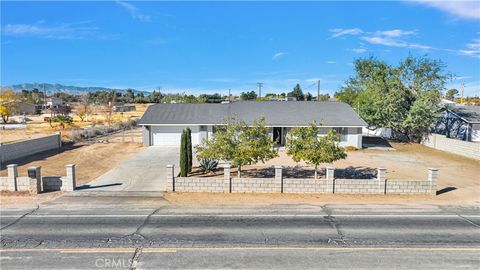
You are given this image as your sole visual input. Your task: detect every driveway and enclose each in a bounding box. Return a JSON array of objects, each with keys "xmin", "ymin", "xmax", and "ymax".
[{"xmin": 79, "ymin": 146, "xmax": 179, "ymax": 191}]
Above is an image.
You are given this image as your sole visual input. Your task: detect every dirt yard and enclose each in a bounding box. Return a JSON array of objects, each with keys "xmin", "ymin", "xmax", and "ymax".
[{"xmin": 190, "ymin": 143, "xmax": 480, "ymax": 205}]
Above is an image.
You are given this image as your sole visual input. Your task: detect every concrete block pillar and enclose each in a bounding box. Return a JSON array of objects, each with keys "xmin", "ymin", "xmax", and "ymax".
[
  {"xmin": 326, "ymin": 167, "xmax": 335, "ymax": 193},
  {"xmin": 166, "ymin": 165, "xmax": 174, "ymax": 192},
  {"xmin": 274, "ymin": 165, "xmax": 283, "ymax": 193},
  {"xmin": 28, "ymin": 166, "xmax": 42, "ymax": 194},
  {"xmin": 428, "ymin": 168, "xmax": 439, "ymax": 195},
  {"xmin": 377, "ymin": 168, "xmax": 386, "ymax": 194},
  {"xmin": 223, "ymin": 163, "xmax": 231, "ymax": 193},
  {"xmin": 63, "ymin": 164, "xmax": 76, "ymax": 191},
  {"xmin": 7, "ymin": 164, "xmax": 18, "ymax": 191}
]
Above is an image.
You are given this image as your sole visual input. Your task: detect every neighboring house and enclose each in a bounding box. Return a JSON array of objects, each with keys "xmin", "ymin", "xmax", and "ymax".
[
  {"xmin": 433, "ymin": 105, "xmax": 480, "ymax": 142},
  {"xmin": 139, "ymin": 101, "xmax": 367, "ymax": 148},
  {"xmin": 46, "ymin": 97, "xmax": 65, "ymax": 108},
  {"xmin": 12, "ymin": 101, "xmax": 38, "ymax": 115}
]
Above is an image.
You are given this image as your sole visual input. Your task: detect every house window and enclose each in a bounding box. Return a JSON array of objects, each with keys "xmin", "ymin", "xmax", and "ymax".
[
  {"xmin": 333, "ymin": 128, "xmax": 348, "ymax": 141},
  {"xmin": 200, "ymin": 125, "xmax": 207, "ymax": 131}
]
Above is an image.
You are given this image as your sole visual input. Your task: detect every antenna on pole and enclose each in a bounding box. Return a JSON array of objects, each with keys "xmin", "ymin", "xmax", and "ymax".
[
  {"xmin": 256, "ymin": 82, "xmax": 263, "ymax": 99},
  {"xmin": 317, "ymin": 79, "xmax": 321, "ymax": 102},
  {"xmin": 461, "ymin": 81, "xmax": 465, "ymax": 104}
]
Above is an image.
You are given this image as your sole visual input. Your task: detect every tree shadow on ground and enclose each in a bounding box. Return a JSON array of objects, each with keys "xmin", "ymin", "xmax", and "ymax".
[
  {"xmin": 189, "ymin": 165, "xmax": 377, "ymax": 179},
  {"xmin": 334, "ymin": 166, "xmax": 377, "ymax": 179}
]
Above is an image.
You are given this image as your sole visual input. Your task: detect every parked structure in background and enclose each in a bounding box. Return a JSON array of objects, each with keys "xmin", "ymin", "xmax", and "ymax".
[
  {"xmin": 433, "ymin": 105, "xmax": 480, "ymax": 142},
  {"xmin": 139, "ymin": 101, "xmax": 367, "ymax": 148},
  {"xmin": 113, "ymin": 104, "xmax": 136, "ymax": 112}
]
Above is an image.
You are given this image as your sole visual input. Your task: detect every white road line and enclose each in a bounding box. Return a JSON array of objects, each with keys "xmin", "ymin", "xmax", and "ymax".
[{"xmin": 1, "ymin": 214, "xmax": 479, "ymax": 218}]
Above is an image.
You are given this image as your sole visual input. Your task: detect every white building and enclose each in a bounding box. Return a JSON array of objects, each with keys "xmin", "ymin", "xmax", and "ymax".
[{"xmin": 139, "ymin": 101, "xmax": 367, "ymax": 148}]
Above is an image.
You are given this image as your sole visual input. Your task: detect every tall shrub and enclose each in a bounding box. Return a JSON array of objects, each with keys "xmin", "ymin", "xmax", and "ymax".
[
  {"xmin": 186, "ymin": 127, "xmax": 193, "ymax": 173},
  {"xmin": 179, "ymin": 129, "xmax": 188, "ymax": 177}
]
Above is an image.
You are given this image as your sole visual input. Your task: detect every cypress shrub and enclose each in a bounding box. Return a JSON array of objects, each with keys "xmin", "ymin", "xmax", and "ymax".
[
  {"xmin": 186, "ymin": 127, "xmax": 193, "ymax": 173},
  {"xmin": 179, "ymin": 129, "xmax": 188, "ymax": 177}
]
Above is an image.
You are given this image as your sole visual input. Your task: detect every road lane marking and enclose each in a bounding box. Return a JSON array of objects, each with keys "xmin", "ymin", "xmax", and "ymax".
[
  {"xmin": 1, "ymin": 214, "xmax": 479, "ymax": 218},
  {"xmin": 1, "ymin": 247, "xmax": 480, "ymax": 253}
]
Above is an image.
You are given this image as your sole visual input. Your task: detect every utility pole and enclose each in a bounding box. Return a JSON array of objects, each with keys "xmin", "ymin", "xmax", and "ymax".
[
  {"xmin": 461, "ymin": 81, "xmax": 465, "ymax": 104},
  {"xmin": 256, "ymin": 82, "xmax": 263, "ymax": 99},
  {"xmin": 43, "ymin": 83, "xmax": 47, "ymax": 113},
  {"xmin": 317, "ymin": 79, "xmax": 321, "ymax": 102},
  {"xmin": 228, "ymin": 89, "xmax": 231, "ymax": 102}
]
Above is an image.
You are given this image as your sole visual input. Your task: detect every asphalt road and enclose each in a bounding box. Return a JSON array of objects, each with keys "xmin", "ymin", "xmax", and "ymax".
[{"xmin": 1, "ymin": 192, "xmax": 479, "ymax": 269}]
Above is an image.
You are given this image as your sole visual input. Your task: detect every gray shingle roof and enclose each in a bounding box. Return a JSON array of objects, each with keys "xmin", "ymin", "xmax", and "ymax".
[
  {"xmin": 450, "ymin": 105, "xmax": 480, "ymax": 124},
  {"xmin": 139, "ymin": 101, "xmax": 367, "ymax": 127}
]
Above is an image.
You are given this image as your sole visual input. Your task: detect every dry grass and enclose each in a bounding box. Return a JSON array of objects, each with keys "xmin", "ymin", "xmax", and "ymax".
[{"xmin": 0, "ymin": 103, "xmax": 149, "ymax": 143}]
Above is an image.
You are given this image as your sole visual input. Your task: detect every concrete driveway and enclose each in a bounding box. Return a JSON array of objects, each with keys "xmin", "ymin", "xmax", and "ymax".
[{"xmin": 79, "ymin": 146, "xmax": 179, "ymax": 191}]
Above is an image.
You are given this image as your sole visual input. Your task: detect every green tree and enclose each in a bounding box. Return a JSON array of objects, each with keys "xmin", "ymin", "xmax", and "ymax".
[
  {"xmin": 240, "ymin": 91, "xmax": 257, "ymax": 101},
  {"xmin": 445, "ymin": 88, "xmax": 459, "ymax": 101},
  {"xmin": 403, "ymin": 91, "xmax": 441, "ymax": 143},
  {"xmin": 304, "ymin": 92, "xmax": 313, "ymax": 101},
  {"xmin": 335, "ymin": 55, "xmax": 447, "ymax": 142},
  {"xmin": 196, "ymin": 117, "xmax": 277, "ymax": 177},
  {"xmin": 288, "ymin": 84, "xmax": 304, "ymax": 101},
  {"xmin": 186, "ymin": 127, "xmax": 193, "ymax": 173},
  {"xmin": 286, "ymin": 122, "xmax": 347, "ymax": 179},
  {"xmin": 179, "ymin": 130, "xmax": 188, "ymax": 177}
]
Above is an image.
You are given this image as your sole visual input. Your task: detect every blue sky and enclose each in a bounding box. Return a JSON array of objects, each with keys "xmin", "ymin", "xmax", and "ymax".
[{"xmin": 1, "ymin": 1, "xmax": 479, "ymax": 96}]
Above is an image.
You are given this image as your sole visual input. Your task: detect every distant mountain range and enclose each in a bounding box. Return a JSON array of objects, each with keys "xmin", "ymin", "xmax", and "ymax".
[{"xmin": 3, "ymin": 83, "xmax": 149, "ymax": 95}]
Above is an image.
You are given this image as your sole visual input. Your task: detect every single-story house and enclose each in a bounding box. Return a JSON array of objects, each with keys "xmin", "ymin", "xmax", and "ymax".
[
  {"xmin": 12, "ymin": 101, "xmax": 39, "ymax": 115},
  {"xmin": 138, "ymin": 101, "xmax": 367, "ymax": 148},
  {"xmin": 433, "ymin": 105, "xmax": 480, "ymax": 142}
]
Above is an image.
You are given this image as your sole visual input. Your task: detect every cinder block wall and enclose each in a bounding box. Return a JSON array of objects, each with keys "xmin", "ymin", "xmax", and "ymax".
[
  {"xmin": 423, "ymin": 134, "xmax": 480, "ymax": 160},
  {"xmin": 334, "ymin": 179, "xmax": 383, "ymax": 194},
  {"xmin": 283, "ymin": 178, "xmax": 331, "ymax": 193},
  {"xmin": 165, "ymin": 165, "xmax": 437, "ymax": 195},
  {"xmin": 231, "ymin": 178, "xmax": 281, "ymax": 193},
  {"xmin": 385, "ymin": 179, "xmax": 433, "ymax": 194},
  {"xmin": 174, "ymin": 177, "xmax": 225, "ymax": 192},
  {"xmin": 0, "ymin": 133, "xmax": 61, "ymax": 165}
]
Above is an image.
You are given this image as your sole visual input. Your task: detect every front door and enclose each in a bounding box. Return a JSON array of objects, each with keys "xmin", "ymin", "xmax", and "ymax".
[{"xmin": 273, "ymin": 127, "xmax": 282, "ymax": 145}]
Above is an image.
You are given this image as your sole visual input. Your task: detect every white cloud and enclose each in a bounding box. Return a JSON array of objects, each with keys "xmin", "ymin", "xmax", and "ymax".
[
  {"xmin": 352, "ymin": 48, "xmax": 367, "ymax": 53},
  {"xmin": 455, "ymin": 37, "xmax": 480, "ymax": 58},
  {"xmin": 326, "ymin": 61, "xmax": 336, "ymax": 64},
  {"xmin": 272, "ymin": 52, "xmax": 286, "ymax": 60},
  {"xmin": 415, "ymin": 1, "xmax": 480, "ymax": 20},
  {"xmin": 2, "ymin": 21, "xmax": 100, "ymax": 40},
  {"xmin": 360, "ymin": 29, "xmax": 431, "ymax": 50},
  {"xmin": 374, "ymin": 29, "xmax": 416, "ymax": 37},
  {"xmin": 116, "ymin": 1, "xmax": 151, "ymax": 22},
  {"xmin": 329, "ymin": 28, "xmax": 363, "ymax": 38}
]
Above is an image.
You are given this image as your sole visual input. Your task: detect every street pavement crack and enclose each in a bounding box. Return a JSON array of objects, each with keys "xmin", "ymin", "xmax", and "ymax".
[
  {"xmin": 122, "ymin": 206, "xmax": 165, "ymax": 242},
  {"xmin": 0, "ymin": 205, "xmax": 39, "ymax": 231},
  {"xmin": 457, "ymin": 215, "xmax": 480, "ymax": 228},
  {"xmin": 321, "ymin": 205, "xmax": 348, "ymax": 246},
  {"xmin": 130, "ymin": 247, "xmax": 143, "ymax": 270},
  {"xmin": 438, "ymin": 206, "xmax": 480, "ymax": 228}
]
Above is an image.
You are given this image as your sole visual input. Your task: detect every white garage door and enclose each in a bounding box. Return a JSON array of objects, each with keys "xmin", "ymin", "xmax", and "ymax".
[
  {"xmin": 151, "ymin": 126, "xmax": 199, "ymax": 146},
  {"xmin": 152, "ymin": 126, "xmax": 184, "ymax": 146}
]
